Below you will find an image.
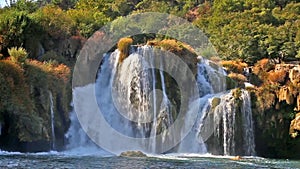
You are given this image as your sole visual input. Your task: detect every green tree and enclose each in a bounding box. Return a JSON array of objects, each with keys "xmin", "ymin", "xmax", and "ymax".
[
  {"xmin": 0, "ymin": 10, "xmax": 31, "ymax": 55},
  {"xmin": 32, "ymin": 4, "xmax": 75, "ymax": 39}
]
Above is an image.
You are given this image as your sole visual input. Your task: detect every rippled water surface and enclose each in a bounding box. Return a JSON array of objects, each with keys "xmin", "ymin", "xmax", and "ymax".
[{"xmin": 0, "ymin": 152, "xmax": 299, "ymax": 169}]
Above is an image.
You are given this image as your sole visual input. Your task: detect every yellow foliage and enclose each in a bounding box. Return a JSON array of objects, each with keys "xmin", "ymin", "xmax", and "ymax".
[
  {"xmin": 0, "ymin": 59, "xmax": 32, "ymax": 114},
  {"xmin": 221, "ymin": 60, "xmax": 248, "ymax": 74},
  {"xmin": 8, "ymin": 47, "xmax": 27, "ymax": 64},
  {"xmin": 118, "ymin": 37, "xmax": 133, "ymax": 63},
  {"xmin": 159, "ymin": 39, "xmax": 183, "ymax": 52}
]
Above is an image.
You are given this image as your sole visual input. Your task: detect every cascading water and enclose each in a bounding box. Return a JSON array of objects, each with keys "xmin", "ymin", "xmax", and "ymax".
[
  {"xmin": 66, "ymin": 45, "xmax": 256, "ymax": 156},
  {"xmin": 240, "ymin": 90, "xmax": 256, "ymax": 156},
  {"xmin": 49, "ymin": 91, "xmax": 56, "ymax": 150},
  {"xmin": 199, "ymin": 89, "xmax": 256, "ymax": 156},
  {"xmin": 177, "ymin": 58, "xmax": 227, "ymax": 153},
  {"xmin": 64, "ymin": 108, "xmax": 104, "ymax": 155},
  {"xmin": 149, "ymin": 48, "xmax": 158, "ymax": 152}
]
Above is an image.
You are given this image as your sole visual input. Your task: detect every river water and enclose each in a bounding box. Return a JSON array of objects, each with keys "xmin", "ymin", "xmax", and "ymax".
[{"xmin": 0, "ymin": 152, "xmax": 299, "ymax": 169}]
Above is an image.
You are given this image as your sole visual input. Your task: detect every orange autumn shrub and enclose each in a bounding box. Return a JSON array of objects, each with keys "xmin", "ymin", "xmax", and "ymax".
[
  {"xmin": 221, "ymin": 60, "xmax": 248, "ymax": 74},
  {"xmin": 252, "ymin": 59, "xmax": 275, "ymax": 81},
  {"xmin": 268, "ymin": 70, "xmax": 287, "ymax": 84},
  {"xmin": 253, "ymin": 59, "xmax": 275, "ymax": 74},
  {"xmin": 228, "ymin": 73, "xmax": 247, "ymax": 82}
]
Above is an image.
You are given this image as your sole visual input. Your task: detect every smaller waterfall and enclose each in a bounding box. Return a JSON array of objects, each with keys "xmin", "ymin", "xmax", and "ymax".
[
  {"xmin": 200, "ymin": 89, "xmax": 256, "ymax": 156},
  {"xmin": 241, "ymin": 91, "xmax": 256, "ymax": 155},
  {"xmin": 150, "ymin": 49, "xmax": 158, "ymax": 152},
  {"xmin": 49, "ymin": 91, "xmax": 56, "ymax": 150},
  {"xmin": 177, "ymin": 95, "xmax": 211, "ymax": 153},
  {"xmin": 196, "ymin": 58, "xmax": 226, "ymax": 95},
  {"xmin": 178, "ymin": 58, "xmax": 226, "ymax": 153},
  {"xmin": 159, "ymin": 56, "xmax": 173, "ymax": 126}
]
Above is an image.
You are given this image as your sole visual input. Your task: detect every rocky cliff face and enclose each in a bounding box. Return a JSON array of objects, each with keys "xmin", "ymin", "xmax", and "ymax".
[
  {"xmin": 27, "ymin": 35, "xmax": 85, "ymax": 66},
  {"xmin": 288, "ymin": 65, "xmax": 300, "ymax": 138},
  {"xmin": 0, "ymin": 59, "xmax": 71, "ymax": 152},
  {"xmin": 276, "ymin": 65, "xmax": 300, "ymax": 109},
  {"xmin": 249, "ymin": 61, "xmax": 300, "ymax": 158}
]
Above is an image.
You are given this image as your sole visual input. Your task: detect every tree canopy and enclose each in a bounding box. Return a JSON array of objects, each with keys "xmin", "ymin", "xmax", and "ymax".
[{"xmin": 0, "ymin": 0, "xmax": 299, "ymax": 64}]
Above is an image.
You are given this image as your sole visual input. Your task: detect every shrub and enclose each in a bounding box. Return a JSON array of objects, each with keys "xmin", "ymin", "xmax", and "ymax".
[
  {"xmin": 228, "ymin": 73, "xmax": 247, "ymax": 82},
  {"xmin": 256, "ymin": 85, "xmax": 278, "ymax": 112},
  {"xmin": 39, "ymin": 50, "xmax": 67, "ymax": 65},
  {"xmin": 221, "ymin": 60, "xmax": 248, "ymax": 74},
  {"xmin": 117, "ymin": 37, "xmax": 133, "ymax": 63},
  {"xmin": 252, "ymin": 58, "xmax": 275, "ymax": 81},
  {"xmin": 8, "ymin": 46, "xmax": 27, "ymax": 64},
  {"xmin": 268, "ymin": 70, "xmax": 287, "ymax": 84},
  {"xmin": 32, "ymin": 5, "xmax": 75, "ymax": 39},
  {"xmin": 253, "ymin": 58, "xmax": 275, "ymax": 74},
  {"xmin": 158, "ymin": 39, "xmax": 183, "ymax": 53},
  {"xmin": 233, "ymin": 88, "xmax": 242, "ymax": 101},
  {"xmin": 67, "ymin": 8, "xmax": 109, "ymax": 38}
]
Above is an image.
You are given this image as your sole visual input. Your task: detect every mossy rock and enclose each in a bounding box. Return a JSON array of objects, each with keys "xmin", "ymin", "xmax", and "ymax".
[
  {"xmin": 226, "ymin": 76, "xmax": 237, "ymax": 90},
  {"xmin": 152, "ymin": 39, "xmax": 198, "ymax": 75},
  {"xmin": 211, "ymin": 97, "xmax": 221, "ymax": 110},
  {"xmin": 232, "ymin": 88, "xmax": 242, "ymax": 101}
]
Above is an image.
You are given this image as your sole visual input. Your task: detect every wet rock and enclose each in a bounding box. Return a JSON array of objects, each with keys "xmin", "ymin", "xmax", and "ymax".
[
  {"xmin": 119, "ymin": 151, "xmax": 147, "ymax": 157},
  {"xmin": 275, "ymin": 64, "xmax": 294, "ymax": 72},
  {"xmin": 58, "ymin": 36, "xmax": 84, "ymax": 59},
  {"xmin": 290, "ymin": 113, "xmax": 300, "ymax": 138},
  {"xmin": 296, "ymin": 94, "xmax": 300, "ymax": 111},
  {"xmin": 289, "ymin": 65, "xmax": 300, "ymax": 86},
  {"xmin": 278, "ymin": 87, "xmax": 294, "ymax": 105}
]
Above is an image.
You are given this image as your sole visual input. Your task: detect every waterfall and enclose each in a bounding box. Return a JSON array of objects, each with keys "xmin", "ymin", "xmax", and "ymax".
[
  {"xmin": 159, "ymin": 56, "xmax": 173, "ymax": 126},
  {"xmin": 64, "ymin": 108, "xmax": 102, "ymax": 154},
  {"xmin": 149, "ymin": 48, "xmax": 158, "ymax": 152},
  {"xmin": 241, "ymin": 90, "xmax": 256, "ymax": 156},
  {"xmin": 67, "ymin": 45, "xmax": 256, "ymax": 156},
  {"xmin": 49, "ymin": 91, "xmax": 56, "ymax": 150},
  {"xmin": 200, "ymin": 90, "xmax": 256, "ymax": 156},
  {"xmin": 178, "ymin": 59, "xmax": 226, "ymax": 153}
]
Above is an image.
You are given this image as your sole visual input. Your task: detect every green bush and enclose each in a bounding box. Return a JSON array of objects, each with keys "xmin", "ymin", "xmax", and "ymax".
[
  {"xmin": 32, "ymin": 5, "xmax": 75, "ymax": 39},
  {"xmin": 8, "ymin": 46, "xmax": 27, "ymax": 64},
  {"xmin": 0, "ymin": 10, "xmax": 31, "ymax": 54}
]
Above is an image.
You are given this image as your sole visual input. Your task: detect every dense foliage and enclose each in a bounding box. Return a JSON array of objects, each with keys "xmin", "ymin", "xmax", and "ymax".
[
  {"xmin": 0, "ymin": 0, "xmax": 299, "ymax": 64},
  {"xmin": 194, "ymin": 0, "xmax": 300, "ymax": 64},
  {"xmin": 0, "ymin": 57, "xmax": 71, "ymax": 147}
]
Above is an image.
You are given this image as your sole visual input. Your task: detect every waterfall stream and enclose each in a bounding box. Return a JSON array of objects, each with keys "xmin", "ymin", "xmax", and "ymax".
[
  {"xmin": 67, "ymin": 45, "xmax": 256, "ymax": 156},
  {"xmin": 49, "ymin": 91, "xmax": 56, "ymax": 150}
]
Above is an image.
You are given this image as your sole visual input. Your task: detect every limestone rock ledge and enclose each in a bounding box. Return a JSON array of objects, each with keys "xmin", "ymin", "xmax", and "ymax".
[{"xmin": 290, "ymin": 113, "xmax": 300, "ymax": 138}]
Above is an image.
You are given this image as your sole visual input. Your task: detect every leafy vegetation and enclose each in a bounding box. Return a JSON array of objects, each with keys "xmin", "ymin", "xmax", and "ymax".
[
  {"xmin": 194, "ymin": 0, "xmax": 300, "ymax": 64},
  {"xmin": 8, "ymin": 46, "xmax": 27, "ymax": 64},
  {"xmin": 0, "ymin": 0, "xmax": 298, "ymax": 65}
]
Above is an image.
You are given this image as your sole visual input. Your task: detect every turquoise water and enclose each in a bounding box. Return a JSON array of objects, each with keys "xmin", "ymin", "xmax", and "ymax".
[{"xmin": 0, "ymin": 152, "xmax": 299, "ymax": 169}]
